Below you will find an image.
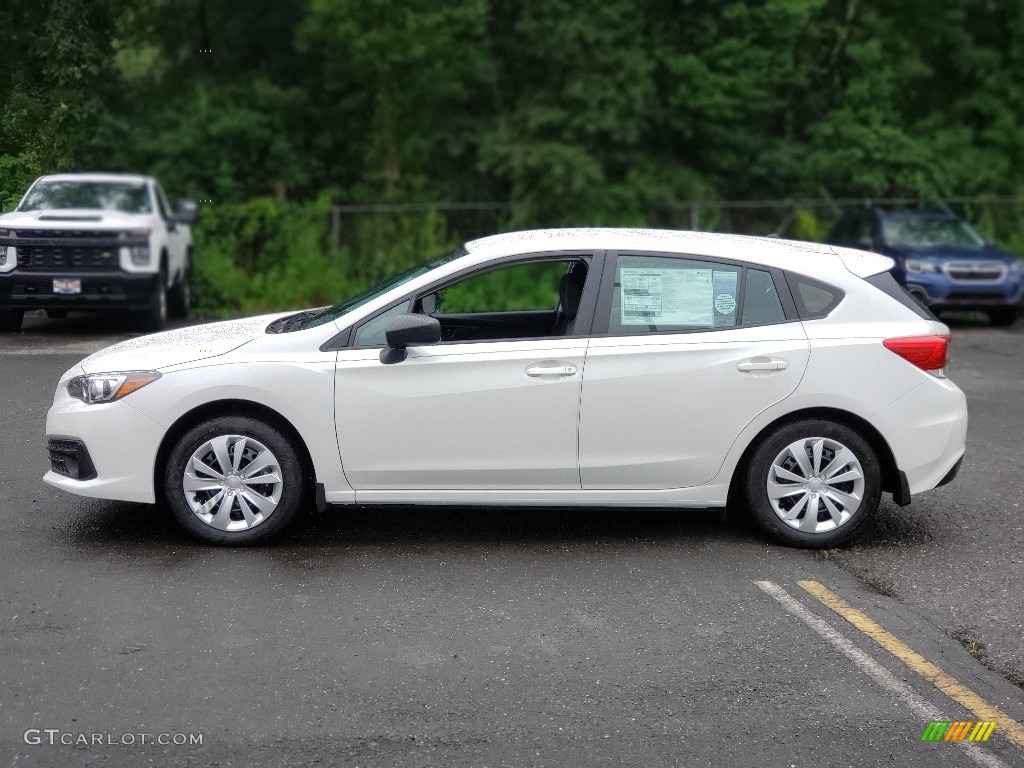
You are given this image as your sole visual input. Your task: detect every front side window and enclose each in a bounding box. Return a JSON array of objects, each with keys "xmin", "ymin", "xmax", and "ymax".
[{"xmin": 352, "ymin": 257, "xmax": 590, "ymax": 346}]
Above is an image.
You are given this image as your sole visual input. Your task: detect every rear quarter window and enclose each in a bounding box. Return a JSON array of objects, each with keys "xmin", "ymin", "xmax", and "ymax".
[{"xmin": 785, "ymin": 273, "xmax": 845, "ymax": 319}]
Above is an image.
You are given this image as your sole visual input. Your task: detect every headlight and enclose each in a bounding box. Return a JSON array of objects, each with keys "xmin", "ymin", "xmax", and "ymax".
[
  {"xmin": 1011, "ymin": 259, "xmax": 1023, "ymax": 272},
  {"xmin": 117, "ymin": 229, "xmax": 152, "ymax": 265},
  {"xmin": 67, "ymin": 371, "xmax": 161, "ymax": 404},
  {"xmin": 903, "ymin": 258, "xmax": 938, "ymax": 274}
]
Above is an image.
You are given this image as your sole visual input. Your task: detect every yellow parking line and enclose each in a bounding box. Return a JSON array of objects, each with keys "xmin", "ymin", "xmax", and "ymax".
[{"xmin": 797, "ymin": 579, "xmax": 1024, "ymax": 751}]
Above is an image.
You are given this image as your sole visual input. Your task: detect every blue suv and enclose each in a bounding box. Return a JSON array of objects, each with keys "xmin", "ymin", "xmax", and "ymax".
[{"xmin": 826, "ymin": 208, "xmax": 1023, "ymax": 326}]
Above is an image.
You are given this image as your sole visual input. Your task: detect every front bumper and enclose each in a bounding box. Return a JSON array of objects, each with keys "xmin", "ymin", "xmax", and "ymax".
[
  {"xmin": 0, "ymin": 271, "xmax": 161, "ymax": 312},
  {"xmin": 43, "ymin": 395, "xmax": 165, "ymax": 504},
  {"xmin": 904, "ymin": 274, "xmax": 1024, "ymax": 312}
]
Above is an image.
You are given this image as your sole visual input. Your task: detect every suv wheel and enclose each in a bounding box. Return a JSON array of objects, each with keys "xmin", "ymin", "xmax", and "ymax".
[
  {"xmin": 164, "ymin": 417, "xmax": 306, "ymax": 546},
  {"xmin": 744, "ymin": 419, "xmax": 881, "ymax": 548}
]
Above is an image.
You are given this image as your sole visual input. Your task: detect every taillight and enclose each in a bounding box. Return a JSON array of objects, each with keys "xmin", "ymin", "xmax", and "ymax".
[{"xmin": 883, "ymin": 334, "xmax": 950, "ymax": 376}]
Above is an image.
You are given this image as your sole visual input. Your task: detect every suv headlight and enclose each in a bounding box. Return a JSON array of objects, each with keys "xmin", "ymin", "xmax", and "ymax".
[
  {"xmin": 903, "ymin": 258, "xmax": 938, "ymax": 274},
  {"xmin": 1010, "ymin": 259, "xmax": 1023, "ymax": 272},
  {"xmin": 67, "ymin": 371, "xmax": 161, "ymax": 404}
]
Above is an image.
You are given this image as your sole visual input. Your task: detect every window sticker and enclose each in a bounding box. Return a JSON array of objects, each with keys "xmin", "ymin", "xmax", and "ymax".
[
  {"xmin": 714, "ymin": 293, "xmax": 736, "ymax": 314},
  {"xmin": 620, "ymin": 265, "xmax": 742, "ymax": 327}
]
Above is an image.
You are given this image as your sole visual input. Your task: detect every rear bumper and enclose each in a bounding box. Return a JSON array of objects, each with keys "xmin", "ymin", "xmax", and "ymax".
[
  {"xmin": 872, "ymin": 376, "xmax": 968, "ymax": 496},
  {"xmin": 0, "ymin": 271, "xmax": 160, "ymax": 312}
]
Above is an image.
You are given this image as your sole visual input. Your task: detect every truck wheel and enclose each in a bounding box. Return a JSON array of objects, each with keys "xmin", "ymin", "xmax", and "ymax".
[
  {"xmin": 168, "ymin": 259, "xmax": 191, "ymax": 319},
  {"xmin": 989, "ymin": 309, "xmax": 1018, "ymax": 327},
  {"xmin": 139, "ymin": 272, "xmax": 168, "ymax": 332},
  {"xmin": 0, "ymin": 309, "xmax": 23, "ymax": 332}
]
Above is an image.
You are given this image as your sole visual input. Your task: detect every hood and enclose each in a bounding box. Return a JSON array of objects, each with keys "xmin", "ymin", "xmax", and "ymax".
[
  {"xmin": 0, "ymin": 208, "xmax": 150, "ymax": 229},
  {"xmin": 885, "ymin": 243, "xmax": 1018, "ymax": 265},
  {"xmin": 80, "ymin": 313, "xmax": 290, "ymax": 374}
]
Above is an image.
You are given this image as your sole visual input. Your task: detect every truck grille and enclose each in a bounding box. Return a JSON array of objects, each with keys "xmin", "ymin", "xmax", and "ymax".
[
  {"xmin": 17, "ymin": 245, "xmax": 121, "ymax": 272},
  {"xmin": 943, "ymin": 262, "xmax": 1006, "ymax": 283}
]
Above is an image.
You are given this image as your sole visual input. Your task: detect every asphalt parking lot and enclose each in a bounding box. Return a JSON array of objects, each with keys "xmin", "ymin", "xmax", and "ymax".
[{"xmin": 2, "ymin": 311, "xmax": 1023, "ymax": 767}]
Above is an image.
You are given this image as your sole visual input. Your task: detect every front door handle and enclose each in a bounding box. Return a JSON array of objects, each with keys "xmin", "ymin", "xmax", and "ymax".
[
  {"xmin": 526, "ymin": 361, "xmax": 578, "ymax": 378},
  {"xmin": 737, "ymin": 358, "xmax": 788, "ymax": 373}
]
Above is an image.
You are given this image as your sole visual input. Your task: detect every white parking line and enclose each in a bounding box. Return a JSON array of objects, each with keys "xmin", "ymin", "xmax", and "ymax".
[{"xmin": 756, "ymin": 580, "xmax": 1008, "ymax": 768}]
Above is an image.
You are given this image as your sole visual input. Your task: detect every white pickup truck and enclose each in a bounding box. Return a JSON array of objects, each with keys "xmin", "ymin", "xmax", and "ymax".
[{"xmin": 0, "ymin": 173, "xmax": 196, "ymax": 332}]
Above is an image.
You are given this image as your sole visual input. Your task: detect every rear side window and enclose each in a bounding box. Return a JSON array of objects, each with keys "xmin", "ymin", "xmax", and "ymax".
[
  {"xmin": 608, "ymin": 255, "xmax": 740, "ymax": 334},
  {"xmin": 742, "ymin": 269, "xmax": 786, "ymax": 325},
  {"xmin": 866, "ymin": 272, "xmax": 937, "ymax": 320},
  {"xmin": 786, "ymin": 273, "xmax": 844, "ymax": 319}
]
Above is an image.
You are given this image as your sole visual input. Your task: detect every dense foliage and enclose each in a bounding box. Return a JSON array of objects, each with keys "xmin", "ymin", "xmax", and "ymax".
[{"xmin": 2, "ymin": 0, "xmax": 1023, "ymax": 313}]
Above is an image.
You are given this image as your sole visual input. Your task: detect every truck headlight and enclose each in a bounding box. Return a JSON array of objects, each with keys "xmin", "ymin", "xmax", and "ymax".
[
  {"xmin": 129, "ymin": 245, "xmax": 150, "ymax": 265},
  {"xmin": 903, "ymin": 258, "xmax": 938, "ymax": 274},
  {"xmin": 67, "ymin": 371, "xmax": 161, "ymax": 404},
  {"xmin": 0, "ymin": 246, "xmax": 6, "ymax": 266}
]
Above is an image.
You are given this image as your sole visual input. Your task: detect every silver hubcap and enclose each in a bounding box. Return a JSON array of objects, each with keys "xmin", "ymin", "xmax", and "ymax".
[
  {"xmin": 182, "ymin": 435, "xmax": 283, "ymax": 531},
  {"xmin": 767, "ymin": 437, "xmax": 865, "ymax": 534}
]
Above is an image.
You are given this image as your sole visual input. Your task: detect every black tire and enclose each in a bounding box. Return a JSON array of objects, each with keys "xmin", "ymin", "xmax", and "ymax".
[
  {"xmin": 743, "ymin": 419, "xmax": 882, "ymax": 548},
  {"xmin": 45, "ymin": 309, "xmax": 68, "ymax": 319},
  {"xmin": 988, "ymin": 308, "xmax": 1018, "ymax": 327},
  {"xmin": 168, "ymin": 255, "xmax": 191, "ymax": 319},
  {"xmin": 138, "ymin": 269, "xmax": 168, "ymax": 331},
  {"xmin": 164, "ymin": 416, "xmax": 306, "ymax": 546},
  {"xmin": 0, "ymin": 308, "xmax": 24, "ymax": 332}
]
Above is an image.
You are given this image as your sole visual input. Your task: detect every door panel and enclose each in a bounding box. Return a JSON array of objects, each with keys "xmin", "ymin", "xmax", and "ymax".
[
  {"xmin": 579, "ymin": 324, "xmax": 809, "ymax": 489},
  {"xmin": 335, "ymin": 338, "xmax": 587, "ymax": 490}
]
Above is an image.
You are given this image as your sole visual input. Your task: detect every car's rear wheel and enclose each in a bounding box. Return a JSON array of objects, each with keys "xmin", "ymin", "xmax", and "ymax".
[
  {"xmin": 164, "ymin": 417, "xmax": 305, "ymax": 545},
  {"xmin": 0, "ymin": 308, "xmax": 23, "ymax": 332},
  {"xmin": 988, "ymin": 308, "xmax": 1018, "ymax": 327},
  {"xmin": 744, "ymin": 419, "xmax": 881, "ymax": 548}
]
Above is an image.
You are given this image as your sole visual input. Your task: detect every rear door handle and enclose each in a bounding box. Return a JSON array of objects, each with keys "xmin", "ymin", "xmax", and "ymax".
[
  {"xmin": 737, "ymin": 358, "xmax": 788, "ymax": 373},
  {"xmin": 526, "ymin": 361, "xmax": 578, "ymax": 378}
]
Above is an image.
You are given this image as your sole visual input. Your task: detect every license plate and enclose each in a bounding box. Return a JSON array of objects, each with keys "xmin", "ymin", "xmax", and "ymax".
[{"xmin": 53, "ymin": 279, "xmax": 81, "ymax": 295}]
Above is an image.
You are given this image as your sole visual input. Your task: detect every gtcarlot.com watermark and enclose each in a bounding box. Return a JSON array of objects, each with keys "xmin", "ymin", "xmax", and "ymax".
[{"xmin": 24, "ymin": 729, "xmax": 203, "ymax": 746}]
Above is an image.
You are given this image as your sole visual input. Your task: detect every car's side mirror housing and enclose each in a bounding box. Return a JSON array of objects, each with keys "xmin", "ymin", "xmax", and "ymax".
[
  {"xmin": 380, "ymin": 313, "xmax": 441, "ymax": 364},
  {"xmin": 176, "ymin": 199, "xmax": 198, "ymax": 225}
]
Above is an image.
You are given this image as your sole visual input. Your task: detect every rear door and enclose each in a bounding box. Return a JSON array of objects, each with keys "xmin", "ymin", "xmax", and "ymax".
[{"xmin": 578, "ymin": 252, "xmax": 809, "ymax": 489}]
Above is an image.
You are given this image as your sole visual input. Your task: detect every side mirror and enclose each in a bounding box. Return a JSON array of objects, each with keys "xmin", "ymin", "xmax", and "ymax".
[
  {"xmin": 380, "ymin": 313, "xmax": 441, "ymax": 364},
  {"xmin": 176, "ymin": 199, "xmax": 198, "ymax": 225}
]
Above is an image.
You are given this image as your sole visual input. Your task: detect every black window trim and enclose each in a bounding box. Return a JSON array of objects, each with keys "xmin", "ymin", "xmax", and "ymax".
[
  {"xmin": 321, "ymin": 249, "xmax": 606, "ymax": 351},
  {"xmin": 591, "ymin": 250, "xmax": 800, "ymax": 338}
]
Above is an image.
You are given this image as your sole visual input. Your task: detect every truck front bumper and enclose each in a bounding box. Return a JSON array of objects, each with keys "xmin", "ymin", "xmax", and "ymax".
[{"xmin": 0, "ymin": 271, "xmax": 161, "ymax": 312}]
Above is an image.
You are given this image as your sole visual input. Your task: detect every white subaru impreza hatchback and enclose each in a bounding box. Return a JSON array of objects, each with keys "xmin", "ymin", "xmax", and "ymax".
[{"xmin": 44, "ymin": 229, "xmax": 967, "ymax": 547}]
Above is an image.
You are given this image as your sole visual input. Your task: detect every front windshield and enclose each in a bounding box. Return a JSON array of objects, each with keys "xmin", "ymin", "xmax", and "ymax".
[
  {"xmin": 302, "ymin": 248, "xmax": 464, "ymax": 329},
  {"xmin": 881, "ymin": 216, "xmax": 985, "ymax": 249},
  {"xmin": 19, "ymin": 181, "xmax": 152, "ymax": 214}
]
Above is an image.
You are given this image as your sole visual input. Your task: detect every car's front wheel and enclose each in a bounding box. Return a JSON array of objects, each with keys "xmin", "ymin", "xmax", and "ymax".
[
  {"xmin": 164, "ymin": 417, "xmax": 306, "ymax": 545},
  {"xmin": 744, "ymin": 419, "xmax": 881, "ymax": 548}
]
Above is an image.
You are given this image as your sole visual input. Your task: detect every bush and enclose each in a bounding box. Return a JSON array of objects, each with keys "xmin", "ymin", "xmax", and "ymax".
[{"xmin": 191, "ymin": 197, "xmax": 457, "ymax": 318}]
